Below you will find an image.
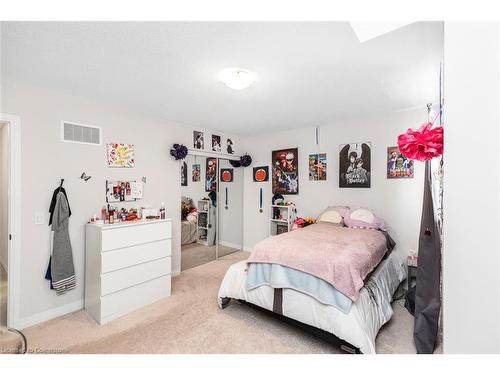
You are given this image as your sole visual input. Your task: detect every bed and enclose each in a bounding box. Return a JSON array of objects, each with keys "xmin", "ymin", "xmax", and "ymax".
[{"xmin": 217, "ymin": 221, "xmax": 406, "ymax": 354}]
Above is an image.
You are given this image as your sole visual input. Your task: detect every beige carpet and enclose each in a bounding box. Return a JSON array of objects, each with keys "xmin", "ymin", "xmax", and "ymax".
[
  {"xmin": 22, "ymin": 252, "xmax": 441, "ymax": 354},
  {"xmin": 181, "ymin": 243, "xmax": 239, "ymax": 271},
  {"xmin": 0, "ymin": 264, "xmax": 7, "ymax": 326}
]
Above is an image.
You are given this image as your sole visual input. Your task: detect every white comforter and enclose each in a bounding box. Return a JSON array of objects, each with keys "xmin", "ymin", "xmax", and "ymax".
[{"xmin": 218, "ymin": 251, "xmax": 406, "ymax": 354}]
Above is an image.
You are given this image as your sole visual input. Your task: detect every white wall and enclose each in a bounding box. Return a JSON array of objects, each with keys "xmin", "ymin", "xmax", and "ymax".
[
  {"xmin": 0, "ymin": 123, "xmax": 8, "ymax": 269},
  {"xmin": 1, "ymin": 79, "xmax": 240, "ymax": 326},
  {"xmin": 242, "ymin": 109, "xmax": 426, "ymax": 256},
  {"xmin": 443, "ymin": 22, "xmax": 500, "ymax": 353}
]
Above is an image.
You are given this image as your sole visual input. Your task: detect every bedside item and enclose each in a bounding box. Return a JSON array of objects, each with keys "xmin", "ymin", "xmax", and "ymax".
[
  {"xmin": 85, "ymin": 219, "xmax": 172, "ymax": 324},
  {"xmin": 269, "ymin": 203, "xmax": 296, "ymax": 236}
]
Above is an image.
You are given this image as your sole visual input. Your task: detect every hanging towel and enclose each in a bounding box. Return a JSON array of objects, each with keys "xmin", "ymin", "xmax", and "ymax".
[{"xmin": 49, "ymin": 191, "xmax": 76, "ymax": 295}]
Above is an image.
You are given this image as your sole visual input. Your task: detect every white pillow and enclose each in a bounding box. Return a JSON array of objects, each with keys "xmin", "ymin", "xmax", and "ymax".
[
  {"xmin": 318, "ymin": 210, "xmax": 343, "ymax": 224},
  {"xmin": 350, "ymin": 208, "xmax": 375, "ymax": 223}
]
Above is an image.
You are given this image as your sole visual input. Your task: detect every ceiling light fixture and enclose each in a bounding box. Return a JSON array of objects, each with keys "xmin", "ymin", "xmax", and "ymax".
[{"xmin": 218, "ymin": 68, "xmax": 257, "ymax": 90}]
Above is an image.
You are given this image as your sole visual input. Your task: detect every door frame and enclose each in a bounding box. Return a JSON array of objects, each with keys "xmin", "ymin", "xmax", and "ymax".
[{"xmin": 0, "ymin": 113, "xmax": 22, "ymax": 329}]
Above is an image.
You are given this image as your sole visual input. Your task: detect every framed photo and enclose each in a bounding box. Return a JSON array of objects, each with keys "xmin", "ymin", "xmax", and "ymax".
[
  {"xmin": 308, "ymin": 153, "xmax": 327, "ymax": 181},
  {"xmin": 387, "ymin": 146, "xmax": 414, "ymax": 178},
  {"xmin": 212, "ymin": 134, "xmax": 221, "ymax": 152},
  {"xmin": 253, "ymin": 166, "xmax": 269, "ymax": 182},
  {"xmin": 192, "ymin": 164, "xmax": 201, "ymax": 182},
  {"xmin": 339, "ymin": 142, "xmax": 371, "ymax": 188},
  {"xmin": 107, "ymin": 143, "xmax": 135, "ymax": 168},
  {"xmin": 180, "ymin": 161, "xmax": 187, "ymax": 186},
  {"xmin": 106, "ymin": 180, "xmax": 137, "ymax": 203},
  {"xmin": 226, "ymin": 137, "xmax": 235, "ymax": 154},
  {"xmin": 272, "ymin": 148, "xmax": 299, "ymax": 194},
  {"xmin": 220, "ymin": 168, "xmax": 233, "ymax": 182},
  {"xmin": 193, "ymin": 131, "xmax": 204, "ymax": 149},
  {"xmin": 206, "ymin": 157, "xmax": 217, "ymax": 192}
]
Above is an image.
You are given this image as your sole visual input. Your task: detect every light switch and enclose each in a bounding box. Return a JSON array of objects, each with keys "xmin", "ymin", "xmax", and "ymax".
[{"xmin": 34, "ymin": 212, "xmax": 45, "ymax": 225}]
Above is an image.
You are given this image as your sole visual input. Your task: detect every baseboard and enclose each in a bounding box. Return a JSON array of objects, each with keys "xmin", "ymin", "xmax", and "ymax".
[
  {"xmin": 172, "ymin": 268, "xmax": 181, "ymax": 276},
  {"xmin": 219, "ymin": 241, "xmax": 242, "ymax": 250},
  {"xmin": 18, "ymin": 299, "xmax": 84, "ymax": 330},
  {"xmin": 243, "ymin": 246, "xmax": 253, "ymax": 252}
]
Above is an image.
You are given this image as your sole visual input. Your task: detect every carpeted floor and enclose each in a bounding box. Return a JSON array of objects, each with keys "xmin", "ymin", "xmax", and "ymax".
[
  {"xmin": 181, "ymin": 243, "xmax": 239, "ymax": 271},
  {"xmin": 22, "ymin": 251, "xmax": 441, "ymax": 354}
]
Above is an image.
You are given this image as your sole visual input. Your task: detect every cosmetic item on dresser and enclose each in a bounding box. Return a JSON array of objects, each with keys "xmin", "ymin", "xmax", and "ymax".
[{"xmin": 85, "ymin": 219, "xmax": 172, "ymax": 324}]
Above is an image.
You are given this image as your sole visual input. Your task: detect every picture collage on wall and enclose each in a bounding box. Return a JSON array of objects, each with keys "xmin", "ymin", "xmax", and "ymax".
[
  {"xmin": 206, "ymin": 157, "xmax": 217, "ymax": 192},
  {"xmin": 192, "ymin": 130, "xmax": 235, "ymax": 155},
  {"xmin": 339, "ymin": 142, "xmax": 371, "ymax": 188},
  {"xmin": 387, "ymin": 146, "xmax": 414, "ymax": 179},
  {"xmin": 308, "ymin": 153, "xmax": 327, "ymax": 181},
  {"xmin": 272, "ymin": 148, "xmax": 299, "ymax": 195}
]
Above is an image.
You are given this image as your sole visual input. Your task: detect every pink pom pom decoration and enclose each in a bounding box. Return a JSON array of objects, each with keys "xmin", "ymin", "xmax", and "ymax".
[{"xmin": 397, "ymin": 123, "xmax": 444, "ymax": 161}]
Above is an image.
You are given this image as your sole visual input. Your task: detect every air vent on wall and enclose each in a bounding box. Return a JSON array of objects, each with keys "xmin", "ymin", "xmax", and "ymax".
[{"xmin": 61, "ymin": 121, "xmax": 101, "ymax": 146}]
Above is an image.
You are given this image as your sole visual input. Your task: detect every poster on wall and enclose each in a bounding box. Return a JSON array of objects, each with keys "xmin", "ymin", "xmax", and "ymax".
[
  {"xmin": 107, "ymin": 143, "xmax": 135, "ymax": 168},
  {"xmin": 308, "ymin": 153, "xmax": 327, "ymax": 181},
  {"xmin": 339, "ymin": 142, "xmax": 371, "ymax": 188},
  {"xmin": 220, "ymin": 168, "xmax": 233, "ymax": 182},
  {"xmin": 192, "ymin": 164, "xmax": 201, "ymax": 182},
  {"xmin": 212, "ymin": 134, "xmax": 221, "ymax": 152},
  {"xmin": 205, "ymin": 157, "xmax": 217, "ymax": 192},
  {"xmin": 272, "ymin": 148, "xmax": 299, "ymax": 194},
  {"xmin": 181, "ymin": 161, "xmax": 188, "ymax": 186},
  {"xmin": 226, "ymin": 138, "xmax": 235, "ymax": 154},
  {"xmin": 253, "ymin": 166, "xmax": 269, "ymax": 182},
  {"xmin": 387, "ymin": 146, "xmax": 414, "ymax": 179},
  {"xmin": 193, "ymin": 131, "xmax": 204, "ymax": 149}
]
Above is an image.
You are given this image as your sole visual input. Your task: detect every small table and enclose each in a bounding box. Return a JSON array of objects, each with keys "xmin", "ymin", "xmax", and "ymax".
[{"xmin": 407, "ymin": 264, "xmax": 418, "ymax": 291}]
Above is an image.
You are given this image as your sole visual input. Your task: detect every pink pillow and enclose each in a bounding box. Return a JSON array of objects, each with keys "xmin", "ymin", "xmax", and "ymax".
[{"xmin": 343, "ymin": 208, "xmax": 386, "ymax": 231}]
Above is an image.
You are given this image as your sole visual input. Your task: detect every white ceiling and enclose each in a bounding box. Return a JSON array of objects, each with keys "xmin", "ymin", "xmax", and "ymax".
[{"xmin": 1, "ymin": 22, "xmax": 443, "ymax": 135}]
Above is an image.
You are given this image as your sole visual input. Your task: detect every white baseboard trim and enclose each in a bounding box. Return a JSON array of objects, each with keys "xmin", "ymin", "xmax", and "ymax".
[
  {"xmin": 219, "ymin": 241, "xmax": 242, "ymax": 250},
  {"xmin": 243, "ymin": 246, "xmax": 253, "ymax": 252},
  {"xmin": 19, "ymin": 299, "xmax": 84, "ymax": 329},
  {"xmin": 172, "ymin": 268, "xmax": 181, "ymax": 276}
]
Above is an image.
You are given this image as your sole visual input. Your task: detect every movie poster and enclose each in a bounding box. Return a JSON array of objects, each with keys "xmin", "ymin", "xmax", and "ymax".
[
  {"xmin": 272, "ymin": 148, "xmax": 299, "ymax": 194},
  {"xmin": 193, "ymin": 131, "xmax": 204, "ymax": 149},
  {"xmin": 192, "ymin": 164, "xmax": 201, "ymax": 182},
  {"xmin": 226, "ymin": 138, "xmax": 235, "ymax": 154},
  {"xmin": 205, "ymin": 157, "xmax": 217, "ymax": 192},
  {"xmin": 387, "ymin": 146, "xmax": 414, "ymax": 179},
  {"xmin": 339, "ymin": 142, "xmax": 371, "ymax": 188},
  {"xmin": 308, "ymin": 153, "xmax": 327, "ymax": 181},
  {"xmin": 181, "ymin": 161, "xmax": 187, "ymax": 186}
]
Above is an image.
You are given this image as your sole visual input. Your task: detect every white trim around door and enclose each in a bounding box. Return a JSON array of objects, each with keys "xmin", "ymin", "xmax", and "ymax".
[{"xmin": 0, "ymin": 113, "xmax": 22, "ymax": 329}]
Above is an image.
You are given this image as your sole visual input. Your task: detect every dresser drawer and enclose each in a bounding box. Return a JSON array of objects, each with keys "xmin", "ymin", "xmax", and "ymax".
[
  {"xmin": 100, "ymin": 275, "xmax": 171, "ymax": 322},
  {"xmin": 101, "ymin": 221, "xmax": 171, "ymax": 251},
  {"xmin": 101, "ymin": 239, "xmax": 171, "ymax": 273},
  {"xmin": 101, "ymin": 257, "xmax": 171, "ymax": 296}
]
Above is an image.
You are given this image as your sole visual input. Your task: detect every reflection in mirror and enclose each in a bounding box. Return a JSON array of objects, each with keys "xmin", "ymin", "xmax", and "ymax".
[{"xmin": 180, "ymin": 154, "xmax": 217, "ymax": 271}]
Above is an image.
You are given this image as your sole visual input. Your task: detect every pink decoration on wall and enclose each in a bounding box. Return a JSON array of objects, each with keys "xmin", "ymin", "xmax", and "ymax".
[{"xmin": 397, "ymin": 123, "xmax": 443, "ymax": 161}]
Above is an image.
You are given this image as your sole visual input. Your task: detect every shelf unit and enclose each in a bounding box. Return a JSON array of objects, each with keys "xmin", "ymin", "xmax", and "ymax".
[
  {"xmin": 197, "ymin": 199, "xmax": 214, "ymax": 245},
  {"xmin": 269, "ymin": 204, "xmax": 296, "ymax": 236}
]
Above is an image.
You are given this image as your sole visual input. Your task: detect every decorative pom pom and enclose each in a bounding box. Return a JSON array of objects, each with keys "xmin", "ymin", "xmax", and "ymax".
[
  {"xmin": 397, "ymin": 123, "xmax": 443, "ymax": 161},
  {"xmin": 239, "ymin": 154, "xmax": 252, "ymax": 167},
  {"xmin": 170, "ymin": 143, "xmax": 188, "ymax": 160}
]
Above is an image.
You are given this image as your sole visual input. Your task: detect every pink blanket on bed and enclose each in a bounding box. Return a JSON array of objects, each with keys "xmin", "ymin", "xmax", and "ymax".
[{"xmin": 247, "ymin": 222, "xmax": 388, "ymax": 301}]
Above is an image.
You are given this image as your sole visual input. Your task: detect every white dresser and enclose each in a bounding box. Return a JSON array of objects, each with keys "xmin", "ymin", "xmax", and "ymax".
[{"xmin": 85, "ymin": 219, "xmax": 172, "ymax": 324}]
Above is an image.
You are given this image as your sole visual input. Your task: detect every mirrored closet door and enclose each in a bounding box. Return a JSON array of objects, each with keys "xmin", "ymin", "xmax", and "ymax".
[
  {"xmin": 180, "ymin": 154, "xmax": 244, "ymax": 271},
  {"xmin": 216, "ymin": 159, "xmax": 244, "ymax": 259}
]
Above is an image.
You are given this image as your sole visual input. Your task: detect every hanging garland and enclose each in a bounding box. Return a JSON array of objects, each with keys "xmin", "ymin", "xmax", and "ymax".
[
  {"xmin": 229, "ymin": 154, "xmax": 252, "ymax": 168},
  {"xmin": 170, "ymin": 143, "xmax": 188, "ymax": 160}
]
